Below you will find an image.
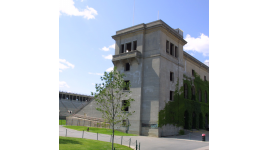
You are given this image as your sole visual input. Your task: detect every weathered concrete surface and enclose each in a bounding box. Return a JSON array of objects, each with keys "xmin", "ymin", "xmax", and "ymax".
[{"xmin": 77, "ymin": 20, "xmax": 209, "ymax": 137}]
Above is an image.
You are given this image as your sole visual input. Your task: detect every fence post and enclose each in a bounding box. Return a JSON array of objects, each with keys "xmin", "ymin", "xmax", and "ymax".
[
  {"xmin": 82, "ymin": 130, "xmax": 84, "ymax": 138},
  {"xmin": 97, "ymin": 132, "xmax": 98, "ymax": 140},
  {"xmin": 121, "ymin": 136, "xmax": 123, "ymax": 145},
  {"xmin": 136, "ymin": 140, "xmax": 137, "ymax": 150},
  {"xmin": 189, "ymin": 132, "xmax": 191, "ymax": 140},
  {"xmin": 66, "ymin": 129, "xmax": 67, "ymax": 137},
  {"xmin": 129, "ymin": 138, "xmax": 131, "ymax": 148}
]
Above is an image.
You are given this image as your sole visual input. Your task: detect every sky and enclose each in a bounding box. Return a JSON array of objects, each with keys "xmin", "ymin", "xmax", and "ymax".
[{"xmin": 59, "ymin": 0, "xmax": 209, "ymax": 95}]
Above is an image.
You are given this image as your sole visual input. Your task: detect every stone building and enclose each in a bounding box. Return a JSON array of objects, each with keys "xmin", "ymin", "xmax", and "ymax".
[{"xmin": 73, "ymin": 20, "xmax": 209, "ymax": 137}]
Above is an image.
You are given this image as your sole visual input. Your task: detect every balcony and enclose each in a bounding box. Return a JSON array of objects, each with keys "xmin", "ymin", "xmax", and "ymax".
[{"xmin": 112, "ymin": 50, "xmax": 142, "ymax": 65}]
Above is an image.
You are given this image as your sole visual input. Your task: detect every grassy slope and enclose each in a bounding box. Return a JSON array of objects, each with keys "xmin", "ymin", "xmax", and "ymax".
[
  {"xmin": 64, "ymin": 126, "xmax": 136, "ymax": 136},
  {"xmin": 59, "ymin": 136, "xmax": 133, "ymax": 150}
]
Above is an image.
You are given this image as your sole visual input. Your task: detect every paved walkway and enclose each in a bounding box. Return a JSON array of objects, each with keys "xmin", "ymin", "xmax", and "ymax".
[{"xmin": 59, "ymin": 125, "xmax": 209, "ymax": 150}]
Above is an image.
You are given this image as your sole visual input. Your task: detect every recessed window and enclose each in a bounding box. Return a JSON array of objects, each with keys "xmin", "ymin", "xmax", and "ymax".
[
  {"xmin": 166, "ymin": 41, "xmax": 169, "ymax": 53},
  {"xmin": 170, "ymin": 72, "xmax": 174, "ymax": 81},
  {"xmin": 125, "ymin": 63, "xmax": 130, "ymax": 71},
  {"xmin": 205, "ymin": 91, "xmax": 207, "ymax": 103},
  {"xmin": 199, "ymin": 89, "xmax": 202, "ymax": 102},
  {"xmin": 133, "ymin": 41, "xmax": 137, "ymax": 50},
  {"xmin": 124, "ymin": 81, "xmax": 130, "ymax": 90},
  {"xmin": 184, "ymin": 83, "xmax": 188, "ymax": 99},
  {"xmin": 191, "ymin": 86, "xmax": 195, "ymax": 100},
  {"xmin": 122, "ymin": 120, "xmax": 127, "ymax": 127},
  {"xmin": 170, "ymin": 43, "xmax": 174, "ymax": 56},
  {"xmin": 175, "ymin": 46, "xmax": 178, "ymax": 58},
  {"xmin": 170, "ymin": 91, "xmax": 174, "ymax": 101},
  {"xmin": 204, "ymin": 76, "xmax": 206, "ymax": 81},
  {"xmin": 126, "ymin": 43, "xmax": 131, "ymax": 52},
  {"xmin": 121, "ymin": 44, "xmax": 124, "ymax": 53},
  {"xmin": 122, "ymin": 100, "xmax": 129, "ymax": 112},
  {"xmin": 192, "ymin": 70, "xmax": 195, "ymax": 76}
]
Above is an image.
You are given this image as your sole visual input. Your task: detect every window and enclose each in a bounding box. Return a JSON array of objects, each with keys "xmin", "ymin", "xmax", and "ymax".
[
  {"xmin": 199, "ymin": 89, "xmax": 202, "ymax": 102},
  {"xmin": 121, "ymin": 44, "xmax": 124, "ymax": 53},
  {"xmin": 122, "ymin": 100, "xmax": 129, "ymax": 112},
  {"xmin": 175, "ymin": 46, "xmax": 178, "ymax": 58},
  {"xmin": 191, "ymin": 86, "xmax": 195, "ymax": 100},
  {"xmin": 170, "ymin": 72, "xmax": 174, "ymax": 81},
  {"xmin": 184, "ymin": 84, "xmax": 188, "ymax": 99},
  {"xmin": 166, "ymin": 41, "xmax": 169, "ymax": 53},
  {"xmin": 192, "ymin": 70, "xmax": 195, "ymax": 76},
  {"xmin": 133, "ymin": 41, "xmax": 137, "ymax": 50},
  {"xmin": 126, "ymin": 42, "xmax": 131, "ymax": 52},
  {"xmin": 204, "ymin": 76, "xmax": 206, "ymax": 81},
  {"xmin": 125, "ymin": 63, "xmax": 130, "ymax": 71},
  {"xmin": 122, "ymin": 120, "xmax": 127, "ymax": 127},
  {"xmin": 170, "ymin": 91, "xmax": 174, "ymax": 101},
  {"xmin": 205, "ymin": 91, "xmax": 207, "ymax": 103},
  {"xmin": 123, "ymin": 81, "xmax": 130, "ymax": 90},
  {"xmin": 170, "ymin": 43, "xmax": 174, "ymax": 56}
]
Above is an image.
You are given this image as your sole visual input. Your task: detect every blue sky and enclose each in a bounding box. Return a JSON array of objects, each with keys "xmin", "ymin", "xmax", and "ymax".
[{"xmin": 59, "ymin": 0, "xmax": 209, "ymax": 95}]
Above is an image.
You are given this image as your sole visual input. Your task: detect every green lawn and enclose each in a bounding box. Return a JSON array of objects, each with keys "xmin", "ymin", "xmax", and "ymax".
[
  {"xmin": 64, "ymin": 126, "xmax": 136, "ymax": 136},
  {"xmin": 59, "ymin": 119, "xmax": 66, "ymax": 125},
  {"xmin": 59, "ymin": 136, "xmax": 133, "ymax": 150}
]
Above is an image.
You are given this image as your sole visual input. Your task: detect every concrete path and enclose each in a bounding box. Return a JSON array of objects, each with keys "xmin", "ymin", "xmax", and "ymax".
[{"xmin": 59, "ymin": 125, "xmax": 209, "ymax": 150}]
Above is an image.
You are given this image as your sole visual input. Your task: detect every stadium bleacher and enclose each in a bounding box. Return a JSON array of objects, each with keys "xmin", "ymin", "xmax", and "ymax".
[{"xmin": 59, "ymin": 98, "xmax": 90, "ymax": 119}]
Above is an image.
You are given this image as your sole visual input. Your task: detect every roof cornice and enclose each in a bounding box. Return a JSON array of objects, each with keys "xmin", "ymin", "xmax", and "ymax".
[
  {"xmin": 183, "ymin": 51, "xmax": 209, "ymax": 71},
  {"xmin": 112, "ymin": 20, "xmax": 187, "ymax": 45}
]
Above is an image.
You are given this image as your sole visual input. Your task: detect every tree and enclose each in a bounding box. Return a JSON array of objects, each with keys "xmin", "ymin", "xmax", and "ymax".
[{"xmin": 91, "ymin": 67, "xmax": 135, "ymax": 150}]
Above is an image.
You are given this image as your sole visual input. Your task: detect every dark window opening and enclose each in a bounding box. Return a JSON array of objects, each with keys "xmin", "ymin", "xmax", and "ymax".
[
  {"xmin": 191, "ymin": 86, "xmax": 195, "ymax": 100},
  {"xmin": 170, "ymin": 72, "xmax": 174, "ymax": 81},
  {"xmin": 121, "ymin": 44, "xmax": 124, "ymax": 53},
  {"xmin": 126, "ymin": 43, "xmax": 131, "ymax": 52},
  {"xmin": 205, "ymin": 91, "xmax": 207, "ymax": 103},
  {"xmin": 184, "ymin": 84, "xmax": 188, "ymax": 99},
  {"xmin": 166, "ymin": 41, "xmax": 169, "ymax": 53},
  {"xmin": 175, "ymin": 46, "xmax": 178, "ymax": 58},
  {"xmin": 124, "ymin": 81, "xmax": 130, "ymax": 90},
  {"xmin": 133, "ymin": 41, "xmax": 137, "ymax": 50},
  {"xmin": 122, "ymin": 120, "xmax": 127, "ymax": 126},
  {"xmin": 170, "ymin": 91, "xmax": 174, "ymax": 101},
  {"xmin": 199, "ymin": 89, "xmax": 202, "ymax": 102},
  {"xmin": 122, "ymin": 100, "xmax": 129, "ymax": 112},
  {"xmin": 192, "ymin": 70, "xmax": 195, "ymax": 76},
  {"xmin": 125, "ymin": 63, "xmax": 130, "ymax": 71},
  {"xmin": 204, "ymin": 76, "xmax": 206, "ymax": 81},
  {"xmin": 170, "ymin": 43, "xmax": 174, "ymax": 56}
]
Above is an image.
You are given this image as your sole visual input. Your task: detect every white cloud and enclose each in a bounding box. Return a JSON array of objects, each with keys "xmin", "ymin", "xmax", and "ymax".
[
  {"xmin": 59, "ymin": 59, "xmax": 75, "ymax": 72},
  {"xmin": 81, "ymin": 0, "xmax": 84, "ymax": 2},
  {"xmin": 101, "ymin": 44, "xmax": 115, "ymax": 51},
  {"xmin": 109, "ymin": 44, "xmax": 115, "ymax": 49},
  {"xmin": 102, "ymin": 54, "xmax": 113, "ymax": 60},
  {"xmin": 88, "ymin": 72, "xmax": 103, "ymax": 76},
  {"xmin": 59, "ymin": 0, "xmax": 98, "ymax": 20},
  {"xmin": 59, "ymin": 81, "xmax": 70, "ymax": 88},
  {"xmin": 204, "ymin": 60, "xmax": 209, "ymax": 66},
  {"xmin": 184, "ymin": 33, "xmax": 209, "ymax": 56},
  {"xmin": 106, "ymin": 67, "xmax": 114, "ymax": 72},
  {"xmin": 101, "ymin": 46, "xmax": 109, "ymax": 51}
]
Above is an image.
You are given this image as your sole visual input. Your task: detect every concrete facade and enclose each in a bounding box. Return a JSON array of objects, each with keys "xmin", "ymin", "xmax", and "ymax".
[{"xmin": 77, "ymin": 20, "xmax": 209, "ymax": 137}]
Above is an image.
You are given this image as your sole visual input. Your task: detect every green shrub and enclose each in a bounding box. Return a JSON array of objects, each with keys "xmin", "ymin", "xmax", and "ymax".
[{"xmin": 179, "ymin": 129, "xmax": 185, "ymax": 135}]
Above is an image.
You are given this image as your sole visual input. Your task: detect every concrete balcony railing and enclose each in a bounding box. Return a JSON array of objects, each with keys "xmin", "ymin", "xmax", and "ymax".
[{"xmin": 112, "ymin": 50, "xmax": 142, "ymax": 64}]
